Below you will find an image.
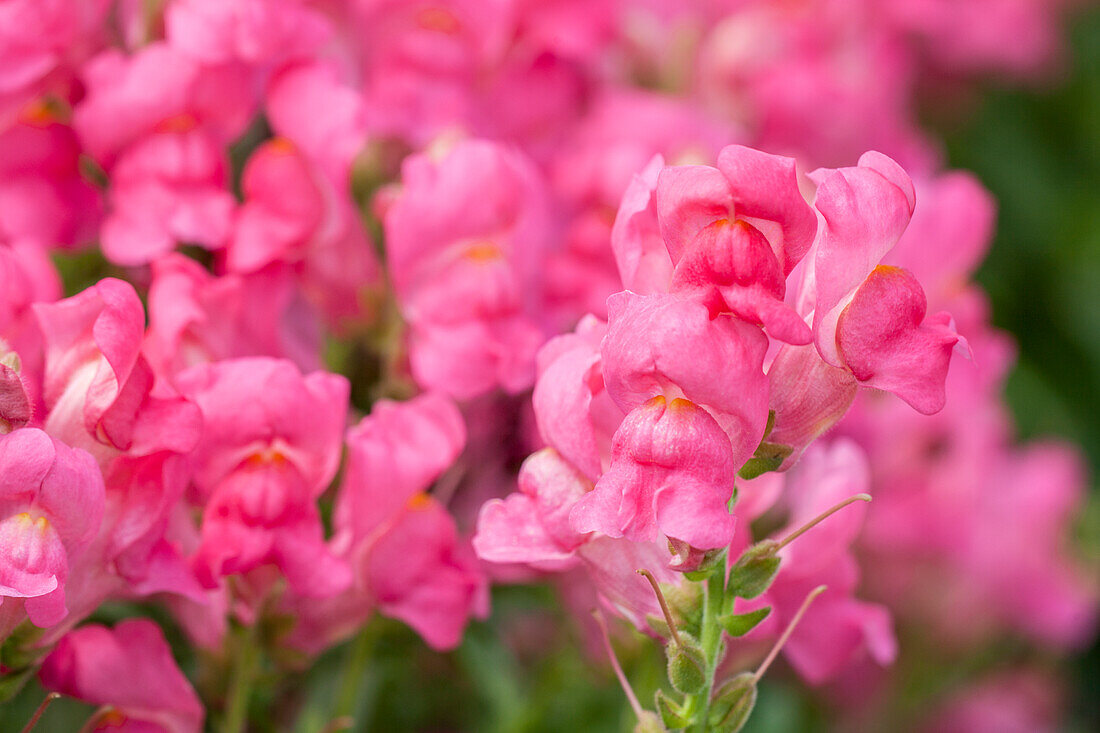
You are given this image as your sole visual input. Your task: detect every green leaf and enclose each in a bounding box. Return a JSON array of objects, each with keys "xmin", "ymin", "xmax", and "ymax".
[
  {"xmin": 738, "ymin": 442, "xmax": 793, "ymax": 480},
  {"xmin": 718, "ymin": 607, "xmax": 772, "ymax": 637}
]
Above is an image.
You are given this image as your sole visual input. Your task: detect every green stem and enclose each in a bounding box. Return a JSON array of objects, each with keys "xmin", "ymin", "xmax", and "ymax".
[
  {"xmin": 334, "ymin": 626, "xmax": 376, "ymax": 724},
  {"xmin": 683, "ymin": 568, "xmax": 728, "ymax": 732},
  {"xmin": 222, "ymin": 622, "xmax": 261, "ymax": 733}
]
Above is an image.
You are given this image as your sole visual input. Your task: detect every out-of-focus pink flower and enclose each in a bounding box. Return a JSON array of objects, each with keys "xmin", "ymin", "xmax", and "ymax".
[
  {"xmin": 175, "ymin": 358, "xmax": 350, "ymax": 597},
  {"xmin": 883, "ymin": 0, "xmax": 1069, "ymax": 77},
  {"xmin": 808, "ymin": 151, "xmax": 964, "ymax": 415},
  {"xmin": 385, "ymin": 139, "xmax": 550, "ymax": 399},
  {"xmin": 34, "ymin": 278, "xmax": 202, "ymax": 460},
  {"xmin": 0, "ymin": 428, "xmax": 103, "ymax": 628},
  {"xmin": 40, "ymin": 618, "xmax": 204, "ymax": 733},
  {"xmin": 74, "ymin": 43, "xmax": 250, "ymax": 166},
  {"xmin": 264, "ymin": 61, "xmax": 369, "ymax": 183},
  {"xmin": 146, "ymin": 254, "xmax": 320, "ymax": 378},
  {"xmin": 570, "ymin": 395, "xmax": 738, "ymax": 549},
  {"xmin": 347, "ymin": 0, "xmax": 515, "ymax": 145},
  {"xmin": 100, "ymin": 127, "xmax": 235, "ymax": 265},
  {"xmin": 0, "ymin": 111, "xmax": 102, "ymax": 248},
  {"xmin": 291, "ymin": 393, "xmax": 486, "ymax": 651},
  {"xmin": 165, "ymin": 0, "xmax": 332, "ymax": 68},
  {"xmin": 601, "ymin": 291, "xmax": 770, "ymax": 470},
  {"xmin": 0, "ymin": 234, "xmax": 60, "ymax": 389},
  {"xmin": 0, "ymin": 0, "xmax": 108, "ymax": 127},
  {"xmin": 920, "ymin": 670, "xmax": 1063, "ymax": 733}
]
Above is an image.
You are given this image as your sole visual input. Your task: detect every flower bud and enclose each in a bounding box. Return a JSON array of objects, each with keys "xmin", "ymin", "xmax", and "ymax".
[
  {"xmin": 708, "ymin": 672, "xmax": 757, "ymax": 732},
  {"xmin": 666, "ymin": 633, "xmax": 707, "ymax": 695},
  {"xmin": 654, "ymin": 689, "xmax": 690, "ymax": 729},
  {"xmin": 727, "ymin": 540, "xmax": 780, "ymax": 600}
]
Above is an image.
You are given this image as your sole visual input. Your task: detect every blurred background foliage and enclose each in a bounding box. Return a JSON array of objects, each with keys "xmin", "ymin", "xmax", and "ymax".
[{"xmin": 4, "ymin": 7, "xmax": 1099, "ymax": 733}]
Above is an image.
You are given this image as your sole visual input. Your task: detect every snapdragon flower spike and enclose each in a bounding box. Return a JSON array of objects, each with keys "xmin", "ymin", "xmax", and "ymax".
[
  {"xmin": 601, "ymin": 291, "xmax": 770, "ymax": 471},
  {"xmin": 176, "ymin": 357, "xmax": 350, "ymax": 597},
  {"xmin": 39, "ymin": 618, "xmax": 204, "ymax": 733},
  {"xmin": 570, "ymin": 395, "xmax": 737, "ymax": 551},
  {"xmin": 810, "ymin": 151, "xmax": 965, "ymax": 415},
  {"xmin": 0, "ymin": 428, "xmax": 104, "ymax": 629},
  {"xmin": 34, "ymin": 278, "xmax": 202, "ymax": 460}
]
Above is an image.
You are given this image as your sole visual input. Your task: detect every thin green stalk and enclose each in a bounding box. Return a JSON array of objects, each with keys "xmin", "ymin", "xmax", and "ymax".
[
  {"xmin": 681, "ymin": 569, "xmax": 728, "ymax": 731},
  {"xmin": 334, "ymin": 626, "xmax": 375, "ymax": 725},
  {"xmin": 222, "ymin": 622, "xmax": 261, "ymax": 733}
]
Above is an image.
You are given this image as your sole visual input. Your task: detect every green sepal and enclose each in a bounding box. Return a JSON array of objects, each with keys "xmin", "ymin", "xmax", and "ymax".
[
  {"xmin": 738, "ymin": 441, "xmax": 793, "ymax": 480},
  {"xmin": 665, "ymin": 633, "xmax": 706, "ymax": 695},
  {"xmin": 718, "ymin": 606, "xmax": 772, "ymax": 637},
  {"xmin": 0, "ymin": 665, "xmax": 38, "ymax": 704},
  {"xmin": 708, "ymin": 672, "xmax": 758, "ymax": 733},
  {"xmin": 727, "ymin": 540, "xmax": 780, "ymax": 601},
  {"xmin": 654, "ymin": 689, "xmax": 691, "ymax": 730}
]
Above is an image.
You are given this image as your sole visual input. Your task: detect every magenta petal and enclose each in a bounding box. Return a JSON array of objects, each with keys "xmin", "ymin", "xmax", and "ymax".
[
  {"xmin": 655, "ymin": 164, "xmax": 732, "ymax": 262},
  {"xmin": 716, "ymin": 144, "xmax": 817, "ymax": 273},
  {"xmin": 837, "ymin": 266, "xmax": 961, "ymax": 414}
]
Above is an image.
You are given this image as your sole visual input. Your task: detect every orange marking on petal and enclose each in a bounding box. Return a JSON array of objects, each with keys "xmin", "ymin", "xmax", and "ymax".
[
  {"xmin": 154, "ymin": 113, "xmax": 198, "ymax": 134},
  {"xmin": 267, "ymin": 136, "xmax": 297, "ymax": 155},
  {"xmin": 406, "ymin": 493, "xmax": 434, "ymax": 511},
  {"xmin": 464, "ymin": 241, "xmax": 503, "ymax": 262},
  {"xmin": 416, "ymin": 7, "xmax": 462, "ymax": 34}
]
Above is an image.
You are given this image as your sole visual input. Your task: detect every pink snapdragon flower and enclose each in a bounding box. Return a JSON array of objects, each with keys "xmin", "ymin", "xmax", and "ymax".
[
  {"xmin": 384, "ymin": 139, "xmax": 550, "ymax": 398},
  {"xmin": 175, "ymin": 358, "xmax": 350, "ymax": 598},
  {"xmin": 165, "ymin": 0, "xmax": 332, "ymax": 69},
  {"xmin": 40, "ymin": 618, "xmax": 204, "ymax": 733},
  {"xmin": 531, "ymin": 315, "xmax": 623, "ymax": 481},
  {"xmin": 805, "ymin": 151, "xmax": 966, "ymax": 415},
  {"xmin": 600, "ymin": 291, "xmax": 770, "ymax": 471},
  {"xmin": 0, "ymin": 428, "xmax": 103, "ymax": 630},
  {"xmin": 291, "ymin": 393, "xmax": 487, "ymax": 651},
  {"xmin": 100, "ymin": 125, "xmax": 236, "ymax": 265},
  {"xmin": 570, "ymin": 395, "xmax": 738, "ymax": 549},
  {"xmin": 145, "ymin": 254, "xmax": 320, "ymax": 378},
  {"xmin": 34, "ymin": 278, "xmax": 202, "ymax": 461},
  {"xmin": 0, "ymin": 0, "xmax": 108, "ymax": 127},
  {"xmin": 475, "ymin": 447, "xmax": 681, "ymax": 629}
]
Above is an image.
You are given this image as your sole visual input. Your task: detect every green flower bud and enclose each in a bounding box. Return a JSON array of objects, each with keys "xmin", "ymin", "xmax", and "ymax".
[
  {"xmin": 654, "ymin": 690, "xmax": 691, "ymax": 730},
  {"xmin": 708, "ymin": 672, "xmax": 757, "ymax": 733},
  {"xmin": 727, "ymin": 540, "xmax": 780, "ymax": 601},
  {"xmin": 666, "ymin": 633, "xmax": 707, "ymax": 695}
]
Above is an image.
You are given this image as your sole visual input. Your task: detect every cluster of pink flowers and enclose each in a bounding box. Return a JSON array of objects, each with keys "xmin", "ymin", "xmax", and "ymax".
[{"xmin": 0, "ymin": 0, "xmax": 1093, "ymax": 730}]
